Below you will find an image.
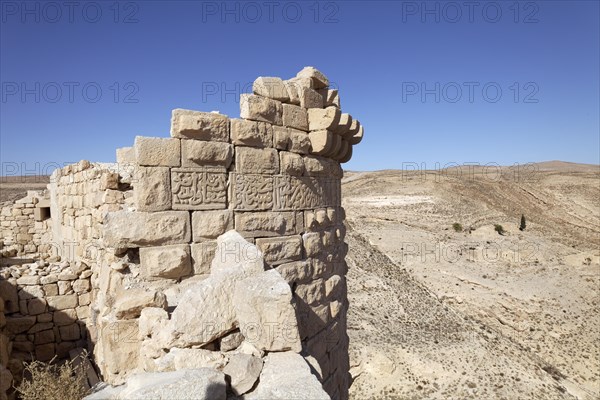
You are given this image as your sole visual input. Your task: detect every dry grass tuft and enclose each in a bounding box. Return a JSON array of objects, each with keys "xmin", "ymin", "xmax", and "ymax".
[{"xmin": 16, "ymin": 351, "xmax": 90, "ymax": 400}]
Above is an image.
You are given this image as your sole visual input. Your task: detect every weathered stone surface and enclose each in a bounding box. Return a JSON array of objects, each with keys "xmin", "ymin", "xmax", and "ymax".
[
  {"xmin": 309, "ymin": 130, "xmax": 334, "ymax": 156},
  {"xmin": 283, "ymin": 77, "xmax": 311, "ymax": 106},
  {"xmin": 234, "ymin": 211, "xmax": 301, "ymax": 237},
  {"xmin": 192, "ymin": 210, "xmax": 233, "ymax": 242},
  {"xmin": 223, "ymin": 353, "xmax": 263, "ymax": 395},
  {"xmin": 97, "ymin": 318, "xmax": 140, "ymax": 381},
  {"xmin": 235, "ymin": 146, "xmax": 279, "ymax": 175},
  {"xmin": 230, "ymin": 174, "xmax": 274, "ymax": 211},
  {"xmin": 334, "ymin": 113, "xmax": 352, "ymax": 135},
  {"xmin": 116, "ymin": 146, "xmax": 135, "ymax": 164},
  {"xmin": 152, "ymin": 348, "xmax": 228, "ymax": 372},
  {"xmin": 297, "ymin": 66, "xmax": 329, "ymax": 89},
  {"xmin": 134, "ymin": 136, "xmax": 180, "ymax": 167},
  {"xmin": 0, "ymin": 364, "xmax": 12, "ymax": 394},
  {"xmin": 140, "ymin": 244, "xmax": 192, "ymax": 279},
  {"xmin": 295, "ymin": 279, "xmax": 325, "ymax": 305},
  {"xmin": 273, "ymin": 175, "xmax": 340, "ymax": 211},
  {"xmin": 27, "ymin": 298, "xmax": 47, "ymax": 315},
  {"xmin": 19, "ymin": 285, "xmax": 44, "ymax": 299},
  {"xmin": 339, "ymin": 143, "xmax": 353, "ymax": 163},
  {"xmin": 190, "ymin": 241, "xmax": 217, "ymax": 275},
  {"xmin": 36, "ymin": 343, "xmax": 55, "ymax": 362},
  {"xmin": 240, "ymin": 94, "xmax": 282, "ymax": 125},
  {"xmin": 114, "ymin": 289, "xmax": 167, "ymax": 319},
  {"xmin": 5, "ymin": 316, "xmax": 36, "ymax": 334},
  {"xmin": 171, "ymin": 169, "xmax": 227, "ymax": 210},
  {"xmin": 103, "ymin": 211, "xmax": 191, "ymax": 248},
  {"xmin": 72, "ymin": 279, "xmax": 90, "ymax": 294},
  {"xmin": 333, "ymin": 140, "xmax": 350, "ymax": 162},
  {"xmin": 282, "ymin": 104, "xmax": 309, "ymax": 131},
  {"xmin": 280, "ymin": 151, "xmax": 305, "ymax": 176},
  {"xmin": 255, "ymin": 236, "xmax": 302, "ymax": 266},
  {"xmin": 170, "ymin": 233, "xmax": 264, "ymax": 347},
  {"xmin": 245, "ymin": 352, "xmax": 329, "ymax": 400},
  {"xmin": 46, "ymin": 294, "xmax": 78, "ymax": 310},
  {"xmin": 253, "ymin": 77, "xmax": 290, "ymax": 102},
  {"xmin": 276, "ymin": 260, "xmax": 312, "ymax": 285},
  {"xmin": 16, "ymin": 275, "xmax": 40, "ymax": 285},
  {"xmin": 139, "ymin": 307, "xmax": 169, "ymax": 339},
  {"xmin": 171, "ymin": 109, "xmax": 229, "ymax": 142},
  {"xmin": 53, "ymin": 309, "xmax": 77, "ymax": 326},
  {"xmin": 318, "ymin": 88, "xmax": 340, "ymax": 108},
  {"xmin": 86, "ymin": 369, "xmax": 226, "ymax": 400},
  {"xmin": 234, "ymin": 269, "xmax": 301, "ymax": 352},
  {"xmin": 308, "ymin": 106, "xmax": 341, "ymax": 132},
  {"xmin": 219, "ymin": 330, "xmax": 244, "ymax": 351},
  {"xmin": 230, "ymin": 119, "xmax": 272, "ymax": 148},
  {"xmin": 0, "ymin": 280, "xmax": 18, "ymax": 313},
  {"xmin": 348, "ymin": 123, "xmax": 364, "ymax": 145},
  {"xmin": 344, "ymin": 118, "xmax": 360, "ymax": 140},
  {"xmin": 303, "ymin": 232, "xmax": 324, "ymax": 257},
  {"xmin": 133, "ymin": 166, "xmax": 171, "ymax": 212},
  {"xmin": 180, "ymin": 139, "xmax": 233, "ymax": 169},
  {"xmin": 299, "ymin": 87, "xmax": 324, "ymax": 109},
  {"xmin": 59, "ymin": 323, "xmax": 80, "ymax": 341}
]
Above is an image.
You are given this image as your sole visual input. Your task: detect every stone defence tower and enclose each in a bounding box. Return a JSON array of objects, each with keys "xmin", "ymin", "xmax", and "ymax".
[{"xmin": 0, "ymin": 67, "xmax": 364, "ymax": 400}]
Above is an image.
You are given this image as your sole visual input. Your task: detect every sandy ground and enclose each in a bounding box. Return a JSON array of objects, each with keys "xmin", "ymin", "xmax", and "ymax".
[{"xmin": 343, "ymin": 162, "xmax": 599, "ymax": 399}]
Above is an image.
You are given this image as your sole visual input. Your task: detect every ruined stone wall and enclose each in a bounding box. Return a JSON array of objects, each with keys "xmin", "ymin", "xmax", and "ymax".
[
  {"xmin": 0, "ymin": 67, "xmax": 363, "ymax": 400},
  {"xmin": 0, "ymin": 191, "xmax": 52, "ymax": 258}
]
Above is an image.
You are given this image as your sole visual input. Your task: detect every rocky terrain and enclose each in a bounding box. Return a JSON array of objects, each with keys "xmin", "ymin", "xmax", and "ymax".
[{"xmin": 343, "ymin": 162, "xmax": 599, "ymax": 399}]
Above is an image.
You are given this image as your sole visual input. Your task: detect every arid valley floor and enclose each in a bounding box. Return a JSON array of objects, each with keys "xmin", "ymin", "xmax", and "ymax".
[{"xmin": 1, "ymin": 161, "xmax": 598, "ymax": 399}]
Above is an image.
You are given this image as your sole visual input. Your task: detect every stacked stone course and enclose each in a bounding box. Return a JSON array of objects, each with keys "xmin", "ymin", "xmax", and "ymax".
[{"xmin": 0, "ymin": 67, "xmax": 363, "ymax": 400}]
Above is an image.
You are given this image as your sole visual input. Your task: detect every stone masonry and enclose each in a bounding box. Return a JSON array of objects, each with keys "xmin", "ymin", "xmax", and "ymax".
[{"xmin": 0, "ymin": 67, "xmax": 364, "ymax": 400}]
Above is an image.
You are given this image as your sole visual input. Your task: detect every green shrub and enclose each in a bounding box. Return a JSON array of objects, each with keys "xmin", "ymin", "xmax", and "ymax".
[
  {"xmin": 452, "ymin": 223, "xmax": 463, "ymax": 232},
  {"xmin": 494, "ymin": 224, "xmax": 505, "ymax": 235},
  {"xmin": 16, "ymin": 352, "xmax": 90, "ymax": 400}
]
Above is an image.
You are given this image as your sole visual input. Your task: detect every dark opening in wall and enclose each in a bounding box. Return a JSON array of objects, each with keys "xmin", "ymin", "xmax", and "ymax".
[{"xmin": 35, "ymin": 207, "xmax": 51, "ymax": 222}]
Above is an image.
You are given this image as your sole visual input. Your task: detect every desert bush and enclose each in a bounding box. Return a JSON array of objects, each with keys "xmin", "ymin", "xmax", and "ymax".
[
  {"xmin": 519, "ymin": 214, "xmax": 526, "ymax": 231},
  {"xmin": 452, "ymin": 223, "xmax": 463, "ymax": 232},
  {"xmin": 16, "ymin": 352, "xmax": 90, "ymax": 400},
  {"xmin": 494, "ymin": 224, "xmax": 505, "ymax": 235}
]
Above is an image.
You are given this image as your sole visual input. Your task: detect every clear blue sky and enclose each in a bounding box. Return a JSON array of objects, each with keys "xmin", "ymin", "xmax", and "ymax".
[{"xmin": 1, "ymin": 0, "xmax": 598, "ymax": 174}]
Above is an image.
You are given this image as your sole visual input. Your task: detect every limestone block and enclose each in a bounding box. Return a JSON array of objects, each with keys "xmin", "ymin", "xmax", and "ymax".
[
  {"xmin": 27, "ymin": 298, "xmax": 47, "ymax": 315},
  {"xmin": 235, "ymin": 147, "xmax": 279, "ymax": 175},
  {"xmin": 299, "ymin": 87, "xmax": 324, "ymax": 109},
  {"xmin": 288, "ymin": 128, "xmax": 310, "ymax": 154},
  {"xmin": 46, "ymin": 294, "xmax": 78, "ymax": 310},
  {"xmin": 350, "ymin": 124, "xmax": 364, "ymax": 145},
  {"xmin": 133, "ymin": 167, "xmax": 171, "ymax": 213},
  {"xmin": 252, "ymin": 77, "xmax": 290, "ymax": 102},
  {"xmin": 134, "ymin": 136, "xmax": 180, "ymax": 167},
  {"xmin": 234, "ymin": 211, "xmax": 302, "ymax": 237},
  {"xmin": 76, "ymin": 306, "xmax": 90, "ymax": 319},
  {"xmin": 58, "ymin": 281, "xmax": 72, "ymax": 295},
  {"xmin": 19, "ymin": 285, "xmax": 44, "ymax": 299},
  {"xmin": 97, "ymin": 318, "xmax": 140, "ymax": 379},
  {"xmin": 192, "ymin": 210, "xmax": 233, "ymax": 241},
  {"xmin": 240, "ymin": 94, "xmax": 282, "ymax": 126},
  {"xmin": 339, "ymin": 143, "xmax": 353, "ymax": 163},
  {"xmin": 303, "ymin": 232, "xmax": 324, "ymax": 257},
  {"xmin": 35, "ymin": 343, "xmax": 55, "ymax": 362},
  {"xmin": 282, "ymin": 104, "xmax": 309, "ymax": 131},
  {"xmin": 333, "ymin": 139, "xmax": 350, "ymax": 162},
  {"xmin": 326, "ymin": 133, "xmax": 343, "ymax": 158},
  {"xmin": 53, "ymin": 309, "xmax": 77, "ymax": 326},
  {"xmin": 219, "ymin": 330, "xmax": 244, "ymax": 351},
  {"xmin": 190, "ymin": 241, "xmax": 217, "ymax": 275},
  {"xmin": 233, "ymin": 269, "xmax": 301, "ymax": 352},
  {"xmin": 308, "ymin": 106, "xmax": 341, "ymax": 131},
  {"xmin": 169, "ymin": 233, "xmax": 264, "ymax": 347},
  {"xmin": 283, "ymin": 77, "xmax": 312, "ymax": 106},
  {"xmin": 255, "ymin": 236, "xmax": 302, "ymax": 266},
  {"xmin": 170, "ymin": 109, "xmax": 229, "ymax": 142},
  {"xmin": 272, "ymin": 126, "xmax": 290, "ymax": 150},
  {"xmin": 0, "ymin": 280, "xmax": 18, "ymax": 313},
  {"xmin": 295, "ymin": 279, "xmax": 325, "ymax": 305},
  {"xmin": 138, "ymin": 307, "xmax": 169, "ymax": 338},
  {"xmin": 27, "ymin": 322, "xmax": 53, "ymax": 333},
  {"xmin": 230, "ymin": 174, "xmax": 274, "ymax": 211},
  {"xmin": 72, "ymin": 279, "xmax": 90, "ymax": 294},
  {"xmin": 0, "ymin": 365, "xmax": 12, "ymax": 396},
  {"xmin": 79, "ymin": 292, "xmax": 91, "ymax": 306},
  {"xmin": 297, "ymin": 66, "xmax": 329, "ymax": 89},
  {"xmin": 37, "ymin": 313, "xmax": 53, "ymax": 323},
  {"xmin": 114, "ymin": 289, "xmax": 167, "ymax": 319},
  {"xmin": 280, "ymin": 151, "xmax": 305, "ymax": 176},
  {"xmin": 116, "ymin": 147, "xmax": 135, "ymax": 164},
  {"xmin": 16, "ymin": 275, "xmax": 40, "ymax": 285},
  {"xmin": 223, "ymin": 353, "xmax": 263, "ymax": 395},
  {"xmin": 171, "ymin": 169, "xmax": 227, "ymax": 210},
  {"xmin": 152, "ymin": 348, "xmax": 228, "ymax": 372},
  {"xmin": 245, "ymin": 352, "xmax": 329, "ymax": 400},
  {"xmin": 139, "ymin": 244, "xmax": 192, "ymax": 279},
  {"xmin": 275, "ymin": 260, "xmax": 312, "ymax": 285},
  {"xmin": 318, "ymin": 88, "xmax": 340, "ymax": 108},
  {"xmin": 334, "ymin": 113, "xmax": 352, "ymax": 136},
  {"xmin": 103, "ymin": 211, "xmax": 191, "ymax": 249},
  {"xmin": 345, "ymin": 118, "xmax": 361, "ymax": 141},
  {"xmin": 230, "ymin": 119, "xmax": 273, "ymax": 148},
  {"xmin": 58, "ymin": 323, "xmax": 80, "ymax": 341},
  {"xmin": 308, "ymin": 130, "xmax": 333, "ymax": 156},
  {"xmin": 89, "ymin": 369, "xmax": 226, "ymax": 400},
  {"xmin": 273, "ymin": 175, "xmax": 340, "ymax": 210},
  {"xmin": 180, "ymin": 139, "xmax": 233, "ymax": 169}
]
